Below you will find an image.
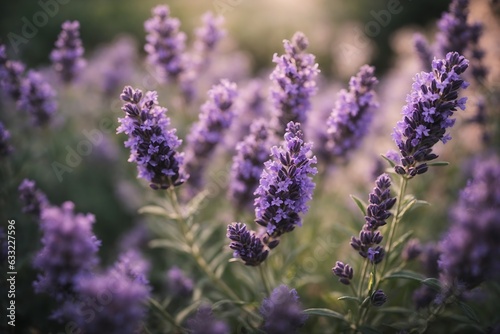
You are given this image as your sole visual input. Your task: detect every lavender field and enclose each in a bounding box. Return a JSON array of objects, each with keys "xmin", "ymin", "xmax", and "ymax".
[{"xmin": 1, "ymin": 1, "xmax": 500, "ymax": 333}]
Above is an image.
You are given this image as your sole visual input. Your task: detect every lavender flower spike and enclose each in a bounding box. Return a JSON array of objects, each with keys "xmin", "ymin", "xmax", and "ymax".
[
  {"xmin": 254, "ymin": 122, "xmax": 317, "ymax": 239},
  {"xmin": 118, "ymin": 86, "xmax": 186, "ymax": 190},
  {"xmin": 0, "ymin": 45, "xmax": 25, "ymax": 100},
  {"xmin": 18, "ymin": 70, "xmax": 57, "ymax": 126},
  {"xmin": 18, "ymin": 179, "xmax": 49, "ymax": 217},
  {"xmin": 326, "ymin": 65, "xmax": 379, "ymax": 163},
  {"xmin": 33, "ymin": 201, "xmax": 101, "ymax": 300},
  {"xmin": 192, "ymin": 11, "xmax": 225, "ymax": 69},
  {"xmin": 392, "ymin": 52, "xmax": 469, "ymax": 177},
  {"xmin": 50, "ymin": 21, "xmax": 85, "ymax": 83},
  {"xmin": 187, "ymin": 304, "xmax": 230, "ymax": 334},
  {"xmin": 227, "ymin": 223, "xmax": 269, "ymax": 266},
  {"xmin": 0, "ymin": 122, "xmax": 13, "ymax": 158},
  {"xmin": 167, "ymin": 266, "xmax": 194, "ymax": 298},
  {"xmin": 270, "ymin": 32, "xmax": 319, "ymax": 134},
  {"xmin": 436, "ymin": 0, "xmax": 471, "ymax": 56},
  {"xmin": 332, "ymin": 261, "xmax": 354, "ymax": 285},
  {"xmin": 260, "ymin": 285, "xmax": 308, "ymax": 334}
]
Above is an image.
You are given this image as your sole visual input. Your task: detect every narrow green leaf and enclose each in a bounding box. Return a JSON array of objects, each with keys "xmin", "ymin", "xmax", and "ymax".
[
  {"xmin": 338, "ymin": 296, "xmax": 361, "ymax": 304},
  {"xmin": 427, "ymin": 161, "xmax": 449, "ymax": 167},
  {"xmin": 149, "ymin": 239, "xmax": 190, "ymax": 253},
  {"xmin": 380, "ymin": 154, "xmax": 396, "ymax": 168},
  {"xmin": 422, "ymin": 278, "xmax": 442, "ymax": 292},
  {"xmin": 303, "ymin": 308, "xmax": 346, "ymax": 321},
  {"xmin": 350, "ymin": 195, "xmax": 367, "ymax": 216},
  {"xmin": 458, "ymin": 301, "xmax": 480, "ymax": 324},
  {"xmin": 390, "ymin": 230, "xmax": 414, "ymax": 254},
  {"xmin": 175, "ymin": 302, "xmax": 202, "ymax": 324},
  {"xmin": 384, "ymin": 270, "xmax": 425, "ymax": 282},
  {"xmin": 138, "ymin": 205, "xmax": 175, "ymax": 218},
  {"xmin": 378, "ymin": 307, "xmax": 414, "ymax": 314}
]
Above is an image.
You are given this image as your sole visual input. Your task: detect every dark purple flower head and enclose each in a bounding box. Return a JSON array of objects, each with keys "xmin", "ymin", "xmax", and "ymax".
[
  {"xmin": 254, "ymin": 122, "xmax": 317, "ymax": 239},
  {"xmin": 332, "ymin": 261, "xmax": 354, "ymax": 285},
  {"xmin": 326, "ymin": 65, "xmax": 379, "ymax": 162},
  {"xmin": 414, "ymin": 33, "xmax": 433, "ymax": 71},
  {"xmin": 18, "ymin": 179, "xmax": 49, "ymax": 217},
  {"xmin": 33, "ymin": 202, "xmax": 101, "ymax": 300},
  {"xmin": 436, "ymin": 0, "xmax": 471, "ymax": 56},
  {"xmin": 229, "ymin": 119, "xmax": 274, "ymax": 211},
  {"xmin": 260, "ymin": 285, "xmax": 308, "ymax": 334},
  {"xmin": 114, "ymin": 249, "xmax": 151, "ymax": 286},
  {"xmin": 184, "ymin": 80, "xmax": 237, "ymax": 191},
  {"xmin": 118, "ymin": 86, "xmax": 186, "ymax": 190},
  {"xmin": 439, "ymin": 155, "xmax": 500, "ymax": 290},
  {"xmin": 18, "ymin": 70, "xmax": 57, "ymax": 126},
  {"xmin": 0, "ymin": 45, "xmax": 25, "ymax": 100},
  {"xmin": 227, "ymin": 223, "xmax": 269, "ymax": 266},
  {"xmin": 402, "ymin": 238, "xmax": 422, "ymax": 261},
  {"xmin": 50, "ymin": 21, "xmax": 85, "ymax": 83},
  {"xmin": 363, "ymin": 174, "xmax": 396, "ymax": 230},
  {"xmin": 392, "ymin": 52, "xmax": 469, "ymax": 177},
  {"xmin": 144, "ymin": 5, "xmax": 186, "ymax": 81},
  {"xmin": 270, "ymin": 32, "xmax": 319, "ymax": 134},
  {"xmin": 187, "ymin": 304, "xmax": 230, "ymax": 334},
  {"xmin": 167, "ymin": 266, "xmax": 194, "ymax": 298},
  {"xmin": 0, "ymin": 122, "xmax": 13, "ymax": 158},
  {"xmin": 371, "ymin": 289, "xmax": 387, "ymax": 307}
]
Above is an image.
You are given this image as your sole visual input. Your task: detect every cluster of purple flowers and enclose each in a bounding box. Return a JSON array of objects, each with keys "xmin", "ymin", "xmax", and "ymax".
[
  {"xmin": 0, "ymin": 44, "xmax": 25, "ymax": 100},
  {"xmin": 50, "ymin": 20, "xmax": 85, "ymax": 83},
  {"xmin": 270, "ymin": 32, "xmax": 319, "ymax": 134},
  {"xmin": 227, "ymin": 222, "xmax": 269, "ymax": 266},
  {"xmin": 187, "ymin": 305, "xmax": 229, "ymax": 334},
  {"xmin": 18, "ymin": 179, "xmax": 49, "ymax": 217},
  {"xmin": 166, "ymin": 266, "xmax": 194, "ymax": 298},
  {"xmin": 118, "ymin": 86, "xmax": 186, "ymax": 190},
  {"xmin": 391, "ymin": 52, "xmax": 469, "ymax": 177}
]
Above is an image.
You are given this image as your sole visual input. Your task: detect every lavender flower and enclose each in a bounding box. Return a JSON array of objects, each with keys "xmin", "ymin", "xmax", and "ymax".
[
  {"xmin": 439, "ymin": 155, "xmax": 500, "ymax": 290},
  {"xmin": 167, "ymin": 266, "xmax": 194, "ymax": 297},
  {"xmin": 229, "ymin": 119, "xmax": 274, "ymax": 211},
  {"xmin": 254, "ymin": 122, "xmax": 317, "ymax": 239},
  {"xmin": 363, "ymin": 174, "xmax": 396, "ymax": 231},
  {"xmin": 270, "ymin": 32, "xmax": 319, "ymax": 134},
  {"xmin": 436, "ymin": 0, "xmax": 472, "ymax": 56},
  {"xmin": 114, "ymin": 249, "xmax": 151, "ymax": 286},
  {"xmin": 18, "ymin": 179, "xmax": 49, "ymax": 217},
  {"xmin": 18, "ymin": 70, "xmax": 57, "ymax": 126},
  {"xmin": 187, "ymin": 304, "xmax": 230, "ymax": 334},
  {"xmin": 192, "ymin": 12, "xmax": 225, "ymax": 69},
  {"xmin": 414, "ymin": 33, "xmax": 433, "ymax": 71},
  {"xmin": 118, "ymin": 86, "xmax": 186, "ymax": 190},
  {"xmin": 184, "ymin": 80, "xmax": 237, "ymax": 191},
  {"xmin": 0, "ymin": 45, "xmax": 25, "ymax": 100},
  {"xmin": 332, "ymin": 261, "xmax": 354, "ymax": 285},
  {"xmin": 33, "ymin": 202, "xmax": 101, "ymax": 300},
  {"xmin": 50, "ymin": 21, "xmax": 85, "ymax": 83},
  {"xmin": 227, "ymin": 223, "xmax": 269, "ymax": 266},
  {"xmin": 144, "ymin": 5, "xmax": 186, "ymax": 82},
  {"xmin": 0, "ymin": 122, "xmax": 13, "ymax": 158},
  {"xmin": 260, "ymin": 285, "xmax": 308, "ymax": 334},
  {"xmin": 371, "ymin": 289, "xmax": 387, "ymax": 307},
  {"xmin": 325, "ymin": 65, "xmax": 379, "ymax": 162},
  {"xmin": 402, "ymin": 238, "xmax": 422, "ymax": 261},
  {"xmin": 392, "ymin": 52, "xmax": 469, "ymax": 177}
]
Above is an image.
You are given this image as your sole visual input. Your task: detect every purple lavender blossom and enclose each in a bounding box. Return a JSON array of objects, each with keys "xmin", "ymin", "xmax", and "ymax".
[
  {"xmin": 184, "ymin": 80, "xmax": 237, "ymax": 191},
  {"xmin": 371, "ymin": 289, "xmax": 387, "ymax": 307},
  {"xmin": 114, "ymin": 249, "xmax": 151, "ymax": 286},
  {"xmin": 414, "ymin": 33, "xmax": 433, "ymax": 71},
  {"xmin": 227, "ymin": 223, "xmax": 269, "ymax": 266},
  {"xmin": 18, "ymin": 179, "xmax": 49, "ymax": 217},
  {"xmin": 402, "ymin": 238, "xmax": 422, "ymax": 261},
  {"xmin": 167, "ymin": 266, "xmax": 194, "ymax": 297},
  {"xmin": 439, "ymin": 155, "xmax": 500, "ymax": 290},
  {"xmin": 187, "ymin": 304, "xmax": 230, "ymax": 334},
  {"xmin": 0, "ymin": 122, "xmax": 13, "ymax": 158},
  {"xmin": 33, "ymin": 202, "xmax": 101, "ymax": 300},
  {"xmin": 260, "ymin": 285, "xmax": 308, "ymax": 334},
  {"xmin": 332, "ymin": 261, "xmax": 354, "ymax": 285},
  {"xmin": 118, "ymin": 86, "xmax": 186, "ymax": 190},
  {"xmin": 50, "ymin": 21, "xmax": 85, "ymax": 83},
  {"xmin": 392, "ymin": 52, "xmax": 469, "ymax": 177},
  {"xmin": 144, "ymin": 5, "xmax": 186, "ymax": 82},
  {"xmin": 325, "ymin": 65, "xmax": 379, "ymax": 163},
  {"xmin": 270, "ymin": 32, "xmax": 319, "ymax": 134},
  {"xmin": 436, "ymin": 0, "xmax": 472, "ymax": 56},
  {"xmin": 229, "ymin": 119, "xmax": 274, "ymax": 211},
  {"xmin": 0, "ymin": 45, "xmax": 25, "ymax": 100},
  {"xmin": 18, "ymin": 70, "xmax": 57, "ymax": 126},
  {"xmin": 192, "ymin": 12, "xmax": 225, "ymax": 70},
  {"xmin": 254, "ymin": 122, "xmax": 317, "ymax": 239}
]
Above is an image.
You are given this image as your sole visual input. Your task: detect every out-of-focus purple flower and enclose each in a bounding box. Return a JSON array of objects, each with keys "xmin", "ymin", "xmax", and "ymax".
[
  {"xmin": 229, "ymin": 119, "xmax": 274, "ymax": 211},
  {"xmin": 113, "ymin": 249, "xmax": 151, "ymax": 286},
  {"xmin": 392, "ymin": 52, "xmax": 469, "ymax": 178},
  {"xmin": 436, "ymin": 0, "xmax": 472, "ymax": 57},
  {"xmin": 18, "ymin": 179, "xmax": 49, "ymax": 217},
  {"xmin": 187, "ymin": 304, "xmax": 230, "ymax": 334},
  {"xmin": 118, "ymin": 223, "xmax": 150, "ymax": 251},
  {"xmin": 18, "ymin": 70, "xmax": 57, "ymax": 126},
  {"xmin": 0, "ymin": 122, "xmax": 13, "ymax": 158},
  {"xmin": 184, "ymin": 80, "xmax": 237, "ymax": 192},
  {"xmin": 254, "ymin": 122, "xmax": 317, "ymax": 240},
  {"xmin": 118, "ymin": 86, "xmax": 186, "ymax": 190},
  {"xmin": 439, "ymin": 155, "xmax": 500, "ymax": 290},
  {"xmin": 413, "ymin": 285, "xmax": 438, "ymax": 310},
  {"xmin": 0, "ymin": 45, "xmax": 25, "ymax": 100},
  {"xmin": 325, "ymin": 65, "xmax": 379, "ymax": 163},
  {"xmin": 260, "ymin": 285, "xmax": 308, "ymax": 334},
  {"xmin": 270, "ymin": 32, "xmax": 319, "ymax": 134},
  {"xmin": 50, "ymin": 21, "xmax": 85, "ymax": 83},
  {"xmin": 167, "ymin": 266, "xmax": 194, "ymax": 298},
  {"xmin": 144, "ymin": 5, "xmax": 186, "ymax": 82},
  {"xmin": 33, "ymin": 202, "xmax": 101, "ymax": 300},
  {"xmin": 402, "ymin": 238, "xmax": 422, "ymax": 261},
  {"xmin": 227, "ymin": 222, "xmax": 269, "ymax": 266},
  {"xmin": 332, "ymin": 261, "xmax": 354, "ymax": 285},
  {"xmin": 371, "ymin": 289, "xmax": 387, "ymax": 307},
  {"xmin": 414, "ymin": 33, "xmax": 433, "ymax": 71}
]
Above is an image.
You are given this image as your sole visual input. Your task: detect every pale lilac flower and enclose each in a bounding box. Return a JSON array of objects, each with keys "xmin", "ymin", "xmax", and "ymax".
[
  {"xmin": 50, "ymin": 21, "xmax": 85, "ymax": 83},
  {"xmin": 167, "ymin": 266, "xmax": 194, "ymax": 298},
  {"xmin": 18, "ymin": 179, "xmax": 49, "ymax": 217},
  {"xmin": 0, "ymin": 44, "xmax": 25, "ymax": 100},
  {"xmin": 18, "ymin": 70, "xmax": 57, "ymax": 126}
]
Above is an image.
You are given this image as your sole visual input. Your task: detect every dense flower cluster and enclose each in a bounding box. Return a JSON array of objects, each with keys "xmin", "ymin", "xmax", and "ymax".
[
  {"xmin": 167, "ymin": 266, "xmax": 194, "ymax": 298},
  {"xmin": 187, "ymin": 305, "xmax": 230, "ymax": 334},
  {"xmin": 113, "ymin": 249, "xmax": 151, "ymax": 285},
  {"xmin": 332, "ymin": 261, "xmax": 354, "ymax": 285},
  {"xmin": 439, "ymin": 155, "xmax": 500, "ymax": 290},
  {"xmin": 392, "ymin": 52, "xmax": 469, "ymax": 177},
  {"xmin": 0, "ymin": 45, "xmax": 25, "ymax": 100},
  {"xmin": 18, "ymin": 179, "xmax": 49, "ymax": 217},
  {"xmin": 325, "ymin": 65, "xmax": 379, "ymax": 162},
  {"xmin": 260, "ymin": 285, "xmax": 308, "ymax": 334},
  {"xmin": 50, "ymin": 21, "xmax": 85, "ymax": 83},
  {"xmin": 0, "ymin": 121, "xmax": 13, "ymax": 158},
  {"xmin": 227, "ymin": 222, "xmax": 269, "ymax": 266},
  {"xmin": 254, "ymin": 122, "xmax": 317, "ymax": 239},
  {"xmin": 33, "ymin": 202, "xmax": 101, "ymax": 300},
  {"xmin": 270, "ymin": 32, "xmax": 319, "ymax": 134},
  {"xmin": 18, "ymin": 70, "xmax": 57, "ymax": 126},
  {"xmin": 118, "ymin": 86, "xmax": 186, "ymax": 190}
]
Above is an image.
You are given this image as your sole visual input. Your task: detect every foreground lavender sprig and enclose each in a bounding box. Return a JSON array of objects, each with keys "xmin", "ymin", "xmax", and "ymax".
[
  {"xmin": 33, "ymin": 202, "xmax": 101, "ymax": 300},
  {"xmin": 227, "ymin": 223, "xmax": 269, "ymax": 266},
  {"xmin": 0, "ymin": 122, "xmax": 13, "ymax": 158},
  {"xmin": 254, "ymin": 122, "xmax": 317, "ymax": 239},
  {"xmin": 18, "ymin": 179, "xmax": 49, "ymax": 217},
  {"xmin": 260, "ymin": 285, "xmax": 308, "ymax": 334},
  {"xmin": 118, "ymin": 86, "xmax": 186, "ymax": 190},
  {"xmin": 0, "ymin": 45, "xmax": 25, "ymax": 100},
  {"xmin": 270, "ymin": 32, "xmax": 319, "ymax": 134},
  {"xmin": 18, "ymin": 70, "xmax": 57, "ymax": 126},
  {"xmin": 326, "ymin": 65, "xmax": 379, "ymax": 162},
  {"xmin": 391, "ymin": 52, "xmax": 469, "ymax": 177},
  {"xmin": 50, "ymin": 21, "xmax": 85, "ymax": 83},
  {"xmin": 187, "ymin": 305, "xmax": 230, "ymax": 334}
]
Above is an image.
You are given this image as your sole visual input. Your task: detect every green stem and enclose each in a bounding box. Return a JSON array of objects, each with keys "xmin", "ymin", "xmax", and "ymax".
[{"xmin": 149, "ymin": 298, "xmax": 184, "ymax": 332}]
